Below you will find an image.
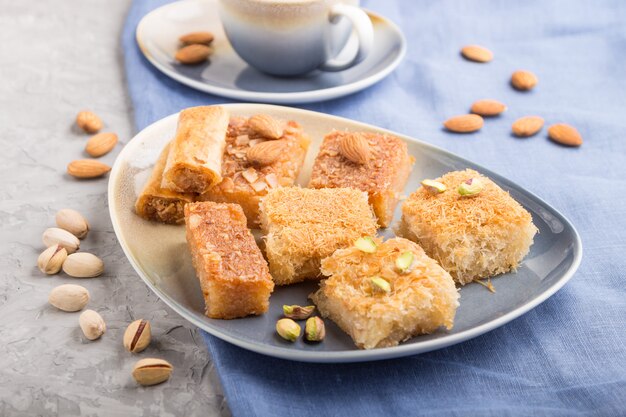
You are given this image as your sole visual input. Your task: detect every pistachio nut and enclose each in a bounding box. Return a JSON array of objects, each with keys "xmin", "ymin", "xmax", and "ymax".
[
  {"xmin": 421, "ymin": 179, "xmax": 447, "ymax": 195},
  {"xmin": 354, "ymin": 236, "xmax": 377, "ymax": 253},
  {"xmin": 395, "ymin": 251, "xmax": 414, "ymax": 274},
  {"xmin": 55, "ymin": 208, "xmax": 90, "ymax": 239},
  {"xmin": 79, "ymin": 309, "xmax": 106, "ymax": 340},
  {"xmin": 304, "ymin": 317, "xmax": 326, "ymax": 342},
  {"xmin": 276, "ymin": 318, "xmax": 301, "ymax": 342},
  {"xmin": 458, "ymin": 178, "xmax": 484, "ymax": 197},
  {"xmin": 370, "ymin": 276, "xmax": 391, "ymax": 293},
  {"xmin": 42, "ymin": 227, "xmax": 80, "ymax": 254},
  {"xmin": 62, "ymin": 252, "xmax": 104, "ymax": 278},
  {"xmin": 123, "ymin": 319, "xmax": 152, "ymax": 353},
  {"xmin": 282, "ymin": 305, "xmax": 315, "ymax": 320},
  {"xmin": 37, "ymin": 244, "xmax": 68, "ymax": 275},
  {"xmin": 132, "ymin": 358, "xmax": 173, "ymax": 386},
  {"xmin": 48, "ymin": 284, "xmax": 90, "ymax": 312}
]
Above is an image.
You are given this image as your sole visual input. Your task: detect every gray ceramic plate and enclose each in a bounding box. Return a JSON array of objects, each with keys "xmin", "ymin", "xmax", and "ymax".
[
  {"xmin": 136, "ymin": 0, "xmax": 406, "ymax": 104},
  {"xmin": 108, "ymin": 103, "xmax": 582, "ymax": 363}
]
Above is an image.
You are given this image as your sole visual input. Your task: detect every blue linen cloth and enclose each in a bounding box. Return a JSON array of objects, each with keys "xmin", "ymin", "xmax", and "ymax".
[{"xmin": 122, "ymin": 1, "xmax": 626, "ymax": 415}]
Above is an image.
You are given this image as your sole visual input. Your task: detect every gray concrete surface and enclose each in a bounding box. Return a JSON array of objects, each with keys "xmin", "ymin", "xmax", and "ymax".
[{"xmin": 0, "ymin": 1, "xmax": 229, "ymax": 416}]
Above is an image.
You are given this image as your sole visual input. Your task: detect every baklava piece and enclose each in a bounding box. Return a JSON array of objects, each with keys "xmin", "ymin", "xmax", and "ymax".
[
  {"xmin": 308, "ymin": 131, "xmax": 414, "ymax": 227},
  {"xmin": 162, "ymin": 105, "xmax": 229, "ymax": 194},
  {"xmin": 184, "ymin": 202, "xmax": 274, "ymax": 319},
  {"xmin": 135, "ymin": 143, "xmax": 195, "ymax": 224},
  {"xmin": 259, "ymin": 187, "xmax": 377, "ymax": 286},
  {"xmin": 398, "ymin": 169, "xmax": 537, "ymax": 285},
  {"xmin": 311, "ymin": 237, "xmax": 459, "ymax": 349},
  {"xmin": 200, "ymin": 114, "xmax": 310, "ymax": 228}
]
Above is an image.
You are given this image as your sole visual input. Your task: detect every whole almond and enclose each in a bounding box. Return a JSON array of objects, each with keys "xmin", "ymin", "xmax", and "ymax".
[
  {"xmin": 248, "ymin": 114, "xmax": 284, "ymax": 140},
  {"xmin": 55, "ymin": 208, "xmax": 90, "ymax": 239},
  {"xmin": 62, "ymin": 252, "xmax": 104, "ymax": 278},
  {"xmin": 132, "ymin": 358, "xmax": 173, "ymax": 386},
  {"xmin": 246, "ymin": 140, "xmax": 286, "ymax": 166},
  {"xmin": 85, "ymin": 132, "xmax": 118, "ymax": 157},
  {"xmin": 49, "ymin": 284, "xmax": 90, "ymax": 312},
  {"xmin": 76, "ymin": 111, "xmax": 103, "ymax": 134},
  {"xmin": 79, "ymin": 309, "xmax": 106, "ymax": 340},
  {"xmin": 460, "ymin": 45, "xmax": 493, "ymax": 63},
  {"xmin": 123, "ymin": 319, "xmax": 152, "ymax": 353},
  {"xmin": 444, "ymin": 114, "xmax": 484, "ymax": 133},
  {"xmin": 511, "ymin": 70, "xmax": 538, "ymax": 91},
  {"xmin": 338, "ymin": 133, "xmax": 371, "ymax": 164},
  {"xmin": 175, "ymin": 44, "xmax": 212, "ymax": 64},
  {"xmin": 67, "ymin": 159, "xmax": 111, "ymax": 179},
  {"xmin": 512, "ymin": 116, "xmax": 545, "ymax": 137},
  {"xmin": 470, "ymin": 99, "xmax": 507, "ymax": 117},
  {"xmin": 548, "ymin": 123, "xmax": 583, "ymax": 147},
  {"xmin": 179, "ymin": 31, "xmax": 214, "ymax": 46},
  {"xmin": 38, "ymin": 244, "xmax": 68, "ymax": 275},
  {"xmin": 43, "ymin": 227, "xmax": 80, "ymax": 254}
]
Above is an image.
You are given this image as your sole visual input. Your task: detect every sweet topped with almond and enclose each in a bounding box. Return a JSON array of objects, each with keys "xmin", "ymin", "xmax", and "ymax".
[
  {"xmin": 308, "ymin": 131, "xmax": 414, "ymax": 228},
  {"xmin": 311, "ymin": 236, "xmax": 459, "ymax": 349},
  {"xmin": 200, "ymin": 114, "xmax": 310, "ymax": 228}
]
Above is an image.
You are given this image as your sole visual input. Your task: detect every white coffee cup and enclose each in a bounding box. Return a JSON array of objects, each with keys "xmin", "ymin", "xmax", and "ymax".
[{"xmin": 218, "ymin": 0, "xmax": 373, "ymax": 76}]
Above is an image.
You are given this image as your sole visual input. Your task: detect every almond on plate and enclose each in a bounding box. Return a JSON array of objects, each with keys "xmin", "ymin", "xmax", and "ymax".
[
  {"xmin": 175, "ymin": 44, "xmax": 212, "ymax": 65},
  {"xmin": 85, "ymin": 132, "xmax": 118, "ymax": 157},
  {"xmin": 179, "ymin": 31, "xmax": 214, "ymax": 46},
  {"xmin": 512, "ymin": 116, "xmax": 544, "ymax": 137},
  {"xmin": 511, "ymin": 70, "xmax": 538, "ymax": 91},
  {"xmin": 548, "ymin": 124, "xmax": 583, "ymax": 147},
  {"xmin": 460, "ymin": 45, "xmax": 493, "ymax": 63},
  {"xmin": 443, "ymin": 114, "xmax": 484, "ymax": 133},
  {"xmin": 470, "ymin": 99, "xmax": 507, "ymax": 117}
]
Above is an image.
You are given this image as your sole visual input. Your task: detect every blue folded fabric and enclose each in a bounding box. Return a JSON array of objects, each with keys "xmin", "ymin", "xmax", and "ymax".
[{"xmin": 123, "ymin": 1, "xmax": 626, "ymax": 415}]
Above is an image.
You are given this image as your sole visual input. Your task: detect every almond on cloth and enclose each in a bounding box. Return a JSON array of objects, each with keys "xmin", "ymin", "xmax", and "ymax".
[
  {"xmin": 175, "ymin": 44, "xmax": 212, "ymax": 65},
  {"xmin": 548, "ymin": 123, "xmax": 583, "ymax": 147},
  {"xmin": 470, "ymin": 99, "xmax": 507, "ymax": 117},
  {"xmin": 443, "ymin": 114, "xmax": 484, "ymax": 133},
  {"xmin": 85, "ymin": 132, "xmax": 118, "ymax": 157},
  {"xmin": 511, "ymin": 70, "xmax": 538, "ymax": 91},
  {"xmin": 512, "ymin": 116, "xmax": 545, "ymax": 137},
  {"xmin": 179, "ymin": 31, "xmax": 214, "ymax": 46},
  {"xmin": 460, "ymin": 45, "xmax": 493, "ymax": 63}
]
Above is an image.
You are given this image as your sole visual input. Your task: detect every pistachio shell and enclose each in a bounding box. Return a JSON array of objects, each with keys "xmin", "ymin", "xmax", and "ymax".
[
  {"xmin": 123, "ymin": 319, "xmax": 152, "ymax": 353},
  {"xmin": 42, "ymin": 227, "xmax": 80, "ymax": 254},
  {"xmin": 55, "ymin": 209, "xmax": 90, "ymax": 239},
  {"xmin": 62, "ymin": 252, "xmax": 104, "ymax": 278},
  {"xmin": 132, "ymin": 358, "xmax": 173, "ymax": 386},
  {"xmin": 37, "ymin": 244, "xmax": 68, "ymax": 275},
  {"xmin": 79, "ymin": 309, "xmax": 106, "ymax": 340},
  {"xmin": 48, "ymin": 284, "xmax": 90, "ymax": 312}
]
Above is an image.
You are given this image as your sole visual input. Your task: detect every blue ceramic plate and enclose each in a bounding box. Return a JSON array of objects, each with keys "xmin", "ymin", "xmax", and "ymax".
[
  {"xmin": 108, "ymin": 103, "xmax": 582, "ymax": 363},
  {"xmin": 136, "ymin": 0, "xmax": 406, "ymax": 104}
]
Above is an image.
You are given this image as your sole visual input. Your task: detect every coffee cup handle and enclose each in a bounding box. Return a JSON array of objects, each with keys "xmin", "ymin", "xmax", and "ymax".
[{"xmin": 319, "ymin": 4, "xmax": 373, "ymax": 72}]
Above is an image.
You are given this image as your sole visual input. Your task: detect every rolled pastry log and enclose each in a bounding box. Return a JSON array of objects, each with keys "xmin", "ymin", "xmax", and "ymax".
[
  {"xmin": 135, "ymin": 142, "xmax": 195, "ymax": 224},
  {"xmin": 161, "ymin": 105, "xmax": 229, "ymax": 194}
]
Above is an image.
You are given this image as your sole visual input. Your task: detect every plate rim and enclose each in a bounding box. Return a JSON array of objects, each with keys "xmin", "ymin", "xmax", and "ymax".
[
  {"xmin": 108, "ymin": 103, "xmax": 583, "ymax": 363},
  {"xmin": 135, "ymin": 0, "xmax": 407, "ymax": 104}
]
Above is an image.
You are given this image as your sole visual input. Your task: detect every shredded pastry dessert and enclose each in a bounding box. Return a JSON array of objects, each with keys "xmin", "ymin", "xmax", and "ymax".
[
  {"xmin": 311, "ymin": 237, "xmax": 459, "ymax": 349},
  {"xmin": 398, "ymin": 169, "xmax": 537, "ymax": 284},
  {"xmin": 259, "ymin": 187, "xmax": 378, "ymax": 286}
]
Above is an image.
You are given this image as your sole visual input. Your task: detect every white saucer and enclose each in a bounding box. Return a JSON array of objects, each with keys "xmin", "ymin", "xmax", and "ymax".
[{"xmin": 136, "ymin": 0, "xmax": 406, "ymax": 104}]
